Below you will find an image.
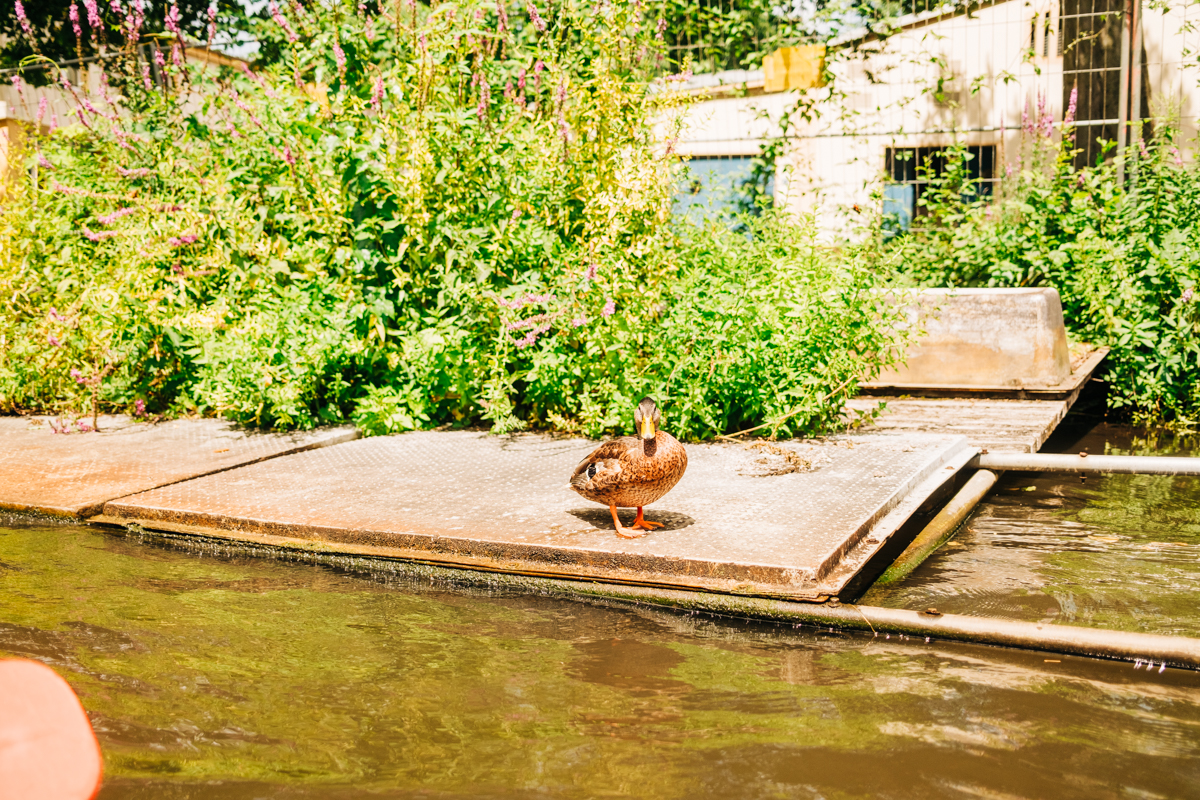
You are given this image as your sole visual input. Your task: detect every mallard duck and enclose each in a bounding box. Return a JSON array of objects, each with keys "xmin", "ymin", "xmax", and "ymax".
[{"xmin": 569, "ymin": 397, "xmax": 688, "ymax": 539}]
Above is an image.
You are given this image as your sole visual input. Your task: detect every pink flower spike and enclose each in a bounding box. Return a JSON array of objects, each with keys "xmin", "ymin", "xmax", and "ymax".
[
  {"xmin": 81, "ymin": 225, "xmax": 118, "ymax": 242},
  {"xmin": 602, "ymin": 297, "xmax": 615, "ymax": 317},
  {"xmin": 97, "ymin": 207, "xmax": 137, "ymax": 225},
  {"xmin": 70, "ymin": 3, "xmax": 83, "ymax": 40},
  {"xmin": 1064, "ymin": 86, "xmax": 1077, "ymax": 126},
  {"xmin": 371, "ymin": 75, "xmax": 385, "ymax": 110},
  {"xmin": 283, "ymin": 144, "xmax": 296, "ymax": 166},
  {"xmin": 584, "ymin": 262, "xmax": 597, "ymax": 281},
  {"xmin": 207, "ymin": 3, "xmax": 218, "ymax": 44},
  {"xmin": 14, "ymin": 0, "xmax": 32, "ymax": 36},
  {"xmin": 167, "ymin": 233, "xmax": 199, "ymax": 247},
  {"xmin": 49, "ymin": 307, "xmax": 66, "ymax": 322},
  {"xmin": 571, "ymin": 315, "xmax": 587, "ymax": 327},
  {"xmin": 83, "ymin": 0, "xmax": 101, "ymax": 29},
  {"xmin": 48, "ymin": 333, "xmax": 62, "ymax": 347},
  {"xmin": 333, "ymin": 41, "xmax": 347, "ymax": 80},
  {"xmin": 134, "ymin": 399, "xmax": 146, "ymax": 417},
  {"xmin": 526, "ymin": 0, "xmax": 546, "ymax": 31}
]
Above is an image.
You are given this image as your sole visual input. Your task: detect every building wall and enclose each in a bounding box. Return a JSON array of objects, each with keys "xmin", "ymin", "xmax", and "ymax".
[{"xmin": 675, "ymin": 0, "xmax": 1200, "ymax": 235}]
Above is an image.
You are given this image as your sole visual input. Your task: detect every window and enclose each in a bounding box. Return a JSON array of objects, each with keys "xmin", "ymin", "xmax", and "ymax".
[
  {"xmin": 883, "ymin": 145, "xmax": 997, "ymax": 231},
  {"xmin": 674, "ymin": 155, "xmax": 775, "ymax": 222}
]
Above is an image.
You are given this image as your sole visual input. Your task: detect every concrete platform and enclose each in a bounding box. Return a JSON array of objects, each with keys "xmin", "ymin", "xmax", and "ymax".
[
  {"xmin": 95, "ymin": 431, "xmax": 975, "ymax": 600},
  {"xmin": 0, "ymin": 416, "xmax": 357, "ymax": 517}
]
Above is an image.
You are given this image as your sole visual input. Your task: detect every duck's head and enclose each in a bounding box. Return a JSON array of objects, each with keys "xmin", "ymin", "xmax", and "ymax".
[{"xmin": 633, "ymin": 396, "xmax": 661, "ymax": 440}]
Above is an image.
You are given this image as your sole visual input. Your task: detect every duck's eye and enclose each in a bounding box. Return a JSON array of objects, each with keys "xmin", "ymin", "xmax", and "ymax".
[{"xmin": 587, "ymin": 463, "xmax": 598, "ymax": 479}]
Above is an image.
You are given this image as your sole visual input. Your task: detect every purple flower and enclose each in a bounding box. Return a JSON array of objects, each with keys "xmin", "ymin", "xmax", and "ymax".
[
  {"xmin": 1171, "ymin": 146, "xmax": 1183, "ymax": 166},
  {"xmin": 76, "ymin": 421, "xmax": 93, "ymax": 432},
  {"xmin": 602, "ymin": 297, "xmax": 615, "ymax": 317},
  {"xmin": 496, "ymin": 0, "xmax": 509, "ymax": 34},
  {"xmin": 167, "ymin": 233, "xmax": 199, "ymax": 247},
  {"xmin": 571, "ymin": 315, "xmax": 587, "ymax": 327},
  {"xmin": 70, "ymin": 3, "xmax": 83, "ymax": 40},
  {"xmin": 117, "ymin": 166, "xmax": 154, "ymax": 178},
  {"xmin": 37, "ymin": 151, "xmax": 51, "ymax": 169},
  {"xmin": 283, "ymin": 144, "xmax": 296, "ymax": 166},
  {"xmin": 141, "ymin": 61, "xmax": 153, "ymax": 89},
  {"xmin": 1021, "ymin": 101, "xmax": 1032, "ymax": 135},
  {"xmin": 1138, "ymin": 138, "xmax": 1149, "ymax": 158},
  {"xmin": 526, "ymin": 0, "xmax": 546, "ymax": 31},
  {"xmin": 371, "ymin": 75, "xmax": 385, "ymax": 111},
  {"xmin": 49, "ymin": 307, "xmax": 66, "ymax": 322},
  {"xmin": 9, "ymin": 75, "xmax": 22, "ymax": 98},
  {"xmin": 14, "ymin": 0, "xmax": 31, "ymax": 36},
  {"xmin": 48, "ymin": 333, "xmax": 62, "ymax": 347},
  {"xmin": 333, "ymin": 41, "xmax": 347, "ymax": 80},
  {"xmin": 82, "ymin": 0, "xmax": 101, "ymax": 30},
  {"xmin": 268, "ymin": 1, "xmax": 299, "ymax": 43},
  {"xmin": 134, "ymin": 399, "xmax": 146, "ymax": 417},
  {"xmin": 1182, "ymin": 287, "xmax": 1194, "ymax": 304},
  {"xmin": 477, "ymin": 76, "xmax": 491, "ymax": 121},
  {"xmin": 534, "ymin": 60, "xmax": 544, "ymax": 92},
  {"xmin": 97, "ymin": 207, "xmax": 137, "ymax": 225},
  {"xmin": 656, "ymin": 18, "xmax": 666, "ymax": 39},
  {"xmin": 584, "ymin": 262, "xmax": 597, "ymax": 281},
  {"xmin": 207, "ymin": 3, "xmax": 218, "ymax": 43},
  {"xmin": 514, "ymin": 321, "xmax": 552, "ymax": 348},
  {"xmin": 1064, "ymin": 86, "xmax": 1077, "ymax": 126},
  {"xmin": 35, "ymin": 95, "xmax": 46, "ymax": 125},
  {"xmin": 81, "ymin": 225, "xmax": 118, "ymax": 242},
  {"xmin": 70, "ymin": 368, "xmax": 84, "ymax": 383}
]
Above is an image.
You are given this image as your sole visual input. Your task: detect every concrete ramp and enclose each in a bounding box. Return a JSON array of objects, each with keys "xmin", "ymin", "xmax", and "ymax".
[{"xmin": 95, "ymin": 431, "xmax": 973, "ymax": 600}]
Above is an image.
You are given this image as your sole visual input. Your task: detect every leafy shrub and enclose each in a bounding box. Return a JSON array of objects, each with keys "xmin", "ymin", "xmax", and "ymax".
[
  {"xmin": 0, "ymin": 0, "xmax": 912, "ymax": 439},
  {"xmin": 889, "ymin": 109, "xmax": 1200, "ymax": 424}
]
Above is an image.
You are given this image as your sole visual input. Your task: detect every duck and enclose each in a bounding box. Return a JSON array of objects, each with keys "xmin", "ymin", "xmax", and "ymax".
[{"xmin": 569, "ymin": 397, "xmax": 688, "ymax": 539}]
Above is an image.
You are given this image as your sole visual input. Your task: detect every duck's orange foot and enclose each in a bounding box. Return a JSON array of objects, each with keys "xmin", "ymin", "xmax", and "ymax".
[
  {"xmin": 631, "ymin": 508, "xmax": 663, "ymax": 530},
  {"xmin": 610, "ymin": 505, "xmax": 653, "ymax": 539},
  {"xmin": 615, "ymin": 527, "xmax": 650, "ymax": 539}
]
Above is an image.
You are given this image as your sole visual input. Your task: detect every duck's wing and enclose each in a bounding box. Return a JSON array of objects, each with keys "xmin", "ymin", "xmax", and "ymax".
[{"xmin": 570, "ymin": 437, "xmax": 638, "ymax": 492}]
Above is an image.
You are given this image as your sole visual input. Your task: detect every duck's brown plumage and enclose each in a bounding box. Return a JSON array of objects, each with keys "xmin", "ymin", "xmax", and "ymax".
[{"xmin": 568, "ymin": 397, "xmax": 687, "ymax": 538}]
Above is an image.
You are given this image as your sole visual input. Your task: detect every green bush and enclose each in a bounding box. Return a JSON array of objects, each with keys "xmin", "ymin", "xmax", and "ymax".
[
  {"xmin": 888, "ymin": 112, "xmax": 1200, "ymax": 424},
  {"xmin": 0, "ymin": 0, "xmax": 911, "ymax": 439}
]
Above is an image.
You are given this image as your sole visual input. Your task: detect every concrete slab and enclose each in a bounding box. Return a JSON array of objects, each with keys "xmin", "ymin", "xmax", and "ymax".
[
  {"xmin": 866, "ymin": 288, "xmax": 1076, "ymax": 391},
  {"xmin": 844, "ymin": 396, "xmax": 1070, "ymax": 453},
  {"xmin": 95, "ymin": 431, "xmax": 975, "ymax": 600},
  {"xmin": 0, "ymin": 416, "xmax": 357, "ymax": 517}
]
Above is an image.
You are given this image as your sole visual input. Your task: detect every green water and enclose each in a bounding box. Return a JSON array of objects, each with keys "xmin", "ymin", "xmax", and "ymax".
[
  {"xmin": 2, "ymin": 514, "xmax": 1199, "ymax": 798},
  {"xmin": 866, "ymin": 423, "xmax": 1200, "ymax": 638}
]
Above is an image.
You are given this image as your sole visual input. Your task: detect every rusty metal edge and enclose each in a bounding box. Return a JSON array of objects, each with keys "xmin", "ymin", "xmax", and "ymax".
[
  {"xmin": 85, "ymin": 518, "xmax": 1200, "ymax": 670},
  {"xmin": 86, "ymin": 515, "xmax": 832, "ymax": 602}
]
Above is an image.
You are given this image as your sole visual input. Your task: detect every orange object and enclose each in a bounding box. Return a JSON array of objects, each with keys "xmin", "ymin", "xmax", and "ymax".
[{"xmin": 0, "ymin": 659, "xmax": 103, "ymax": 800}]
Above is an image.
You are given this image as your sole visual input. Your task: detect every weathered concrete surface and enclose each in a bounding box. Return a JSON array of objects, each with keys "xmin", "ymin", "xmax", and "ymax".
[
  {"xmin": 844, "ymin": 396, "xmax": 1072, "ymax": 453},
  {"xmin": 96, "ymin": 431, "xmax": 974, "ymax": 600},
  {"xmin": 0, "ymin": 416, "xmax": 357, "ymax": 517},
  {"xmin": 867, "ymin": 288, "xmax": 1074, "ymax": 390}
]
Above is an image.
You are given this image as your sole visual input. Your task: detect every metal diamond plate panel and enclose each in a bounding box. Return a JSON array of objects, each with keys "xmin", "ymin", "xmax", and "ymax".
[
  {"xmin": 101, "ymin": 431, "xmax": 972, "ymax": 597},
  {"xmin": 0, "ymin": 416, "xmax": 357, "ymax": 517}
]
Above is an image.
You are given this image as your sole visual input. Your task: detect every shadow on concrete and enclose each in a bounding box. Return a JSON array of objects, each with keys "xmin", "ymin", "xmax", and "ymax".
[{"xmin": 566, "ymin": 507, "xmax": 697, "ymax": 533}]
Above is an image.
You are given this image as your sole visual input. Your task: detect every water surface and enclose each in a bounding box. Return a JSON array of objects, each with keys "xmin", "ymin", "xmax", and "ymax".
[
  {"xmin": 865, "ymin": 423, "xmax": 1200, "ymax": 638},
  {"xmin": 1, "ymin": 515, "xmax": 1198, "ymax": 799}
]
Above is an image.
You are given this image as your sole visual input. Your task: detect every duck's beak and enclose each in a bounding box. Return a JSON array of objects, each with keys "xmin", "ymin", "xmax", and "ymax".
[{"xmin": 640, "ymin": 414, "xmax": 657, "ymax": 440}]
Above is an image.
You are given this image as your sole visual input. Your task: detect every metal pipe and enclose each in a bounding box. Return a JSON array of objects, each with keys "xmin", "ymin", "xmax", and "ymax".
[
  {"xmin": 1117, "ymin": 0, "xmax": 1132, "ymax": 183},
  {"xmin": 875, "ymin": 469, "xmax": 999, "ymax": 585},
  {"xmin": 973, "ymin": 452, "xmax": 1200, "ymax": 475}
]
